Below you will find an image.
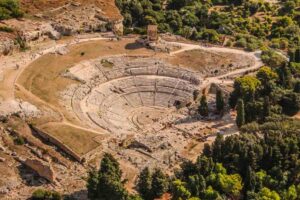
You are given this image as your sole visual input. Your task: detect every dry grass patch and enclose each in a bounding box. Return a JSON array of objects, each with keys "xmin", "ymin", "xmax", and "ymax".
[
  {"xmin": 166, "ymin": 49, "xmax": 254, "ymax": 75},
  {"xmin": 38, "ymin": 123, "xmax": 102, "ymax": 156}
]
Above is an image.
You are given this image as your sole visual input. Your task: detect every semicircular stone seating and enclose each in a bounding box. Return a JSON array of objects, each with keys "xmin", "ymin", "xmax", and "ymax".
[{"xmin": 67, "ymin": 56, "xmax": 202, "ymax": 134}]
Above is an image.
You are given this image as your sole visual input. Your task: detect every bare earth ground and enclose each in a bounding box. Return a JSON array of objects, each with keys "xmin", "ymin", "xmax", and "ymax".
[
  {"xmin": 0, "ymin": 35, "xmax": 263, "ymax": 199},
  {"xmin": 21, "ymin": 0, "xmax": 122, "ymax": 20}
]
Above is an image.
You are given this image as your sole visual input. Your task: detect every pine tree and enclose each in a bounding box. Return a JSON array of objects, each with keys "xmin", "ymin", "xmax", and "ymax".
[
  {"xmin": 151, "ymin": 168, "xmax": 168, "ymax": 199},
  {"xmin": 202, "ymin": 143, "xmax": 212, "ymax": 157},
  {"xmin": 236, "ymin": 99, "xmax": 245, "ymax": 127},
  {"xmin": 137, "ymin": 167, "xmax": 152, "ymax": 200},
  {"xmin": 211, "ymin": 134, "xmax": 224, "ymax": 163},
  {"xmin": 87, "ymin": 153, "xmax": 129, "ymax": 200},
  {"xmin": 216, "ymin": 89, "xmax": 225, "ymax": 113},
  {"xmin": 199, "ymin": 94, "xmax": 209, "ymax": 117},
  {"xmin": 187, "ymin": 175, "xmax": 206, "ymax": 197},
  {"xmin": 87, "ymin": 170, "xmax": 99, "ymax": 200}
]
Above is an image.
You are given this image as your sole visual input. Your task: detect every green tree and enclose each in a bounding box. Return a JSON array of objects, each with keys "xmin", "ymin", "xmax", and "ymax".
[
  {"xmin": 244, "ymin": 167, "xmax": 256, "ymax": 193},
  {"xmin": 151, "ymin": 168, "xmax": 168, "ymax": 199},
  {"xmin": 279, "ymin": 92, "xmax": 300, "ymax": 116},
  {"xmin": 171, "ymin": 179, "xmax": 191, "ymax": 200},
  {"xmin": 261, "ymin": 49, "xmax": 286, "ymax": 68},
  {"xmin": 87, "ymin": 153, "xmax": 129, "ymax": 200},
  {"xmin": 137, "ymin": 167, "xmax": 152, "ymax": 200},
  {"xmin": 87, "ymin": 170, "xmax": 99, "ymax": 200},
  {"xmin": 262, "ymin": 96, "xmax": 271, "ymax": 120},
  {"xmin": 257, "ymin": 187, "xmax": 280, "ymax": 200},
  {"xmin": 216, "ymin": 89, "xmax": 225, "ymax": 113},
  {"xmin": 295, "ymin": 48, "xmax": 300, "ymax": 63},
  {"xmin": 236, "ymin": 99, "xmax": 245, "ymax": 127},
  {"xmin": 283, "ymin": 185, "xmax": 297, "ymax": 200},
  {"xmin": 229, "ymin": 76, "xmax": 261, "ymax": 108},
  {"xmin": 294, "ymin": 81, "xmax": 300, "ymax": 93},
  {"xmin": 201, "ymin": 29, "xmax": 220, "ymax": 43},
  {"xmin": 187, "ymin": 175, "xmax": 206, "ymax": 197},
  {"xmin": 217, "ymin": 173, "xmax": 243, "ymax": 198},
  {"xmin": 256, "ymin": 66, "xmax": 278, "ymax": 84},
  {"xmin": 203, "ymin": 186, "xmax": 222, "ymax": 200},
  {"xmin": 199, "ymin": 94, "xmax": 209, "ymax": 117}
]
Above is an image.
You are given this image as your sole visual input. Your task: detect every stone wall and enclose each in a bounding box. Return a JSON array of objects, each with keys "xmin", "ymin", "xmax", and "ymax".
[
  {"xmin": 31, "ymin": 126, "xmax": 82, "ymax": 162},
  {"xmin": 31, "ymin": 126, "xmax": 101, "ymax": 163}
]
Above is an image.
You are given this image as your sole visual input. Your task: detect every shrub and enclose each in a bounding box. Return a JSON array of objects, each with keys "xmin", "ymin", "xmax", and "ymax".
[
  {"xmin": 0, "ymin": 26, "xmax": 14, "ymax": 32},
  {"xmin": 235, "ymin": 38, "xmax": 247, "ymax": 48},
  {"xmin": 0, "ymin": 0, "xmax": 23, "ymax": 20},
  {"xmin": 14, "ymin": 136, "xmax": 25, "ymax": 145},
  {"xmin": 31, "ymin": 189, "xmax": 62, "ymax": 200}
]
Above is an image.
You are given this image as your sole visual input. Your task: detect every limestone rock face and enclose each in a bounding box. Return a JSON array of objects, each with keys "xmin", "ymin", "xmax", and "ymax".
[
  {"xmin": 0, "ymin": 39, "xmax": 14, "ymax": 55},
  {"xmin": 112, "ymin": 19, "xmax": 124, "ymax": 36},
  {"xmin": 24, "ymin": 158, "xmax": 56, "ymax": 182}
]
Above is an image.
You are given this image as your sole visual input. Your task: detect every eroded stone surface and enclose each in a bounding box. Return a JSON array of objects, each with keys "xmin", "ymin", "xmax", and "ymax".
[{"xmin": 23, "ymin": 158, "xmax": 56, "ymax": 183}]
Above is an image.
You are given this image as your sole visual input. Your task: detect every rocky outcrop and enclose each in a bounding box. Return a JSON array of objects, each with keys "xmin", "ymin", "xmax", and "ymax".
[
  {"xmin": 23, "ymin": 158, "xmax": 56, "ymax": 183},
  {"xmin": 111, "ymin": 19, "xmax": 124, "ymax": 36},
  {"xmin": 2, "ymin": 19, "xmax": 61, "ymax": 42},
  {"xmin": 0, "ymin": 37, "xmax": 14, "ymax": 56},
  {"xmin": 0, "ymin": 100, "xmax": 40, "ymax": 120}
]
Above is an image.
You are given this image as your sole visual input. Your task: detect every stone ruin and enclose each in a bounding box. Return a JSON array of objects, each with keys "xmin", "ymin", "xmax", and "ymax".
[
  {"xmin": 59, "ymin": 55, "xmax": 226, "ymax": 170},
  {"xmin": 61, "ymin": 56, "xmax": 201, "ymax": 135}
]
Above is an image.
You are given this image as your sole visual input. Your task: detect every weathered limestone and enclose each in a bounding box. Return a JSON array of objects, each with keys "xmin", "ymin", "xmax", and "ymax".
[{"xmin": 23, "ymin": 158, "xmax": 56, "ymax": 183}]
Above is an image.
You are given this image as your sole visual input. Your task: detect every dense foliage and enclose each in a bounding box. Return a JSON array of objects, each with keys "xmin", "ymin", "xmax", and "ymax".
[
  {"xmin": 0, "ymin": 0, "xmax": 23, "ymax": 20},
  {"xmin": 116, "ymin": 0, "xmax": 300, "ymax": 50},
  {"xmin": 229, "ymin": 48, "xmax": 300, "ymax": 125},
  {"xmin": 173, "ymin": 119, "xmax": 300, "ymax": 199}
]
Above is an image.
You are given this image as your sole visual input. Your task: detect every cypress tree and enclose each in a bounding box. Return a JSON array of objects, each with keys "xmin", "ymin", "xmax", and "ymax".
[
  {"xmin": 199, "ymin": 94, "xmax": 209, "ymax": 117},
  {"xmin": 288, "ymin": 49, "xmax": 295, "ymax": 62},
  {"xmin": 137, "ymin": 167, "xmax": 152, "ymax": 200},
  {"xmin": 216, "ymin": 89, "xmax": 225, "ymax": 113},
  {"xmin": 262, "ymin": 96, "xmax": 271, "ymax": 120},
  {"xmin": 236, "ymin": 99, "xmax": 245, "ymax": 127},
  {"xmin": 211, "ymin": 134, "xmax": 224, "ymax": 163},
  {"xmin": 295, "ymin": 47, "xmax": 300, "ymax": 63},
  {"xmin": 284, "ymin": 64, "xmax": 293, "ymax": 89},
  {"xmin": 244, "ymin": 167, "xmax": 256, "ymax": 194},
  {"xmin": 294, "ymin": 81, "xmax": 300, "ymax": 93}
]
